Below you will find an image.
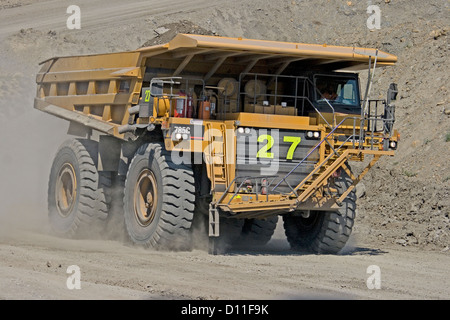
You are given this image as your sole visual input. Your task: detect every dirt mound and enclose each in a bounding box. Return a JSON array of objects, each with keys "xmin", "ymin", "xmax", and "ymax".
[{"xmin": 140, "ymin": 20, "xmax": 216, "ymax": 47}]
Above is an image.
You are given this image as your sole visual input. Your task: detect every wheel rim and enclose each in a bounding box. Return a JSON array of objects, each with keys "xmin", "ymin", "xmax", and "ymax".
[
  {"xmin": 134, "ymin": 169, "xmax": 158, "ymax": 227},
  {"xmin": 55, "ymin": 163, "xmax": 77, "ymax": 218}
]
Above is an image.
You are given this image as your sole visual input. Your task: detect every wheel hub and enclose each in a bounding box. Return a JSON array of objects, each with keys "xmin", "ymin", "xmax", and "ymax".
[
  {"xmin": 55, "ymin": 163, "xmax": 77, "ymax": 218},
  {"xmin": 134, "ymin": 169, "xmax": 158, "ymax": 226}
]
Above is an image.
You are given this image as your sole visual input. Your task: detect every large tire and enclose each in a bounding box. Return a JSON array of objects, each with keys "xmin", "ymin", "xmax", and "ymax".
[
  {"xmin": 240, "ymin": 217, "xmax": 278, "ymax": 246},
  {"xmin": 47, "ymin": 139, "xmax": 110, "ymax": 238},
  {"xmin": 283, "ymin": 171, "xmax": 356, "ymax": 254},
  {"xmin": 123, "ymin": 143, "xmax": 195, "ymax": 250}
]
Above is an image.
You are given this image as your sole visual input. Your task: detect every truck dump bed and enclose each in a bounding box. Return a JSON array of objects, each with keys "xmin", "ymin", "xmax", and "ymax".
[{"xmin": 34, "ymin": 34, "xmax": 397, "ymax": 139}]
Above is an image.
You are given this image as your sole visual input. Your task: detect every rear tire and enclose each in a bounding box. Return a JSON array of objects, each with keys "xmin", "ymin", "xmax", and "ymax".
[
  {"xmin": 123, "ymin": 143, "xmax": 195, "ymax": 250},
  {"xmin": 47, "ymin": 139, "xmax": 110, "ymax": 238},
  {"xmin": 283, "ymin": 171, "xmax": 356, "ymax": 254}
]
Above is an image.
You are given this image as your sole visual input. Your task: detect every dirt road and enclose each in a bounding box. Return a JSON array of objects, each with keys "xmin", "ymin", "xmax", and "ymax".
[
  {"xmin": 0, "ymin": 223, "xmax": 449, "ymax": 300},
  {"xmin": 0, "ymin": 0, "xmax": 448, "ymax": 300}
]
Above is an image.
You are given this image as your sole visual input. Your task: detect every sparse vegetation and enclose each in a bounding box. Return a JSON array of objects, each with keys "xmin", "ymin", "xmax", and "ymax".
[{"xmin": 403, "ymin": 170, "xmax": 417, "ymax": 177}]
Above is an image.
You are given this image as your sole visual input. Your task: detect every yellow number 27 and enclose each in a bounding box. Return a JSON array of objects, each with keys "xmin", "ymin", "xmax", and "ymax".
[{"xmin": 256, "ymin": 134, "xmax": 301, "ymax": 160}]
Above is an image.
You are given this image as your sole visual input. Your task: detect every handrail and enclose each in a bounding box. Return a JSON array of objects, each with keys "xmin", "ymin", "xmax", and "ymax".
[
  {"xmin": 215, "ymin": 104, "xmax": 394, "ymax": 207},
  {"xmin": 273, "ymin": 101, "xmax": 394, "ymax": 197},
  {"xmin": 271, "ymin": 116, "xmax": 359, "ymax": 193},
  {"xmin": 238, "ymin": 73, "xmax": 336, "ymax": 129}
]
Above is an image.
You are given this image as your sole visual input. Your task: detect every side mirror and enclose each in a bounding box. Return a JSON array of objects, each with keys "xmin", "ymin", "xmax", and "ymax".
[{"xmin": 387, "ymin": 83, "xmax": 398, "ymax": 104}]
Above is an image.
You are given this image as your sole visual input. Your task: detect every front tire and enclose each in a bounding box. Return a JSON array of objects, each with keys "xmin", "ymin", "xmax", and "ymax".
[
  {"xmin": 240, "ymin": 217, "xmax": 278, "ymax": 246},
  {"xmin": 123, "ymin": 143, "xmax": 195, "ymax": 250},
  {"xmin": 283, "ymin": 171, "xmax": 356, "ymax": 254}
]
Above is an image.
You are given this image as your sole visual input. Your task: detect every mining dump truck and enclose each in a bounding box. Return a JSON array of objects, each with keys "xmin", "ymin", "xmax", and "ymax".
[{"xmin": 35, "ymin": 34, "xmax": 399, "ymax": 254}]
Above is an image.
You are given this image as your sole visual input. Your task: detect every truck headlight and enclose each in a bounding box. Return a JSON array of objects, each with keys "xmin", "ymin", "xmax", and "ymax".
[
  {"xmin": 237, "ymin": 127, "xmax": 252, "ymax": 135},
  {"xmin": 306, "ymin": 131, "xmax": 320, "ymax": 139}
]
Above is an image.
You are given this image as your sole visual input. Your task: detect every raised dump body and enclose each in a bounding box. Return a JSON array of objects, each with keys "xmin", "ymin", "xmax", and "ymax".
[{"xmin": 35, "ymin": 34, "xmax": 399, "ymax": 254}]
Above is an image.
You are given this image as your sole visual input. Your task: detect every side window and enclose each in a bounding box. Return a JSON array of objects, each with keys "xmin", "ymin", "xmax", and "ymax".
[
  {"xmin": 342, "ymin": 83, "xmax": 354, "ymax": 100},
  {"xmin": 341, "ymin": 80, "xmax": 357, "ymax": 104},
  {"xmin": 314, "ymin": 76, "xmax": 358, "ymax": 106}
]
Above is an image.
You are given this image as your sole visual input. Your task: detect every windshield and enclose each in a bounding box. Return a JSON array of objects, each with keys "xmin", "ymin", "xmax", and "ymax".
[{"xmin": 314, "ymin": 75, "xmax": 361, "ymax": 113}]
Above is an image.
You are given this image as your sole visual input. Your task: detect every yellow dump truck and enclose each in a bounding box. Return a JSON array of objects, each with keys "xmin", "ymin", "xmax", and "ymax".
[{"xmin": 35, "ymin": 34, "xmax": 399, "ymax": 254}]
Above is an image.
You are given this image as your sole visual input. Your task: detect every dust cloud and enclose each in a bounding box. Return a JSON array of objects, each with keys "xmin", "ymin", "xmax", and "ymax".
[{"xmin": 0, "ymin": 45, "xmax": 68, "ymax": 235}]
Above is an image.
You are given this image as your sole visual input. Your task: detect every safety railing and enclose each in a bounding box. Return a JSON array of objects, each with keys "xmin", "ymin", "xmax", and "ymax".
[
  {"xmin": 271, "ymin": 116, "xmax": 360, "ymax": 195},
  {"xmin": 216, "ymin": 106, "xmax": 394, "ymax": 206},
  {"xmin": 237, "ymin": 73, "xmax": 336, "ymax": 129}
]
